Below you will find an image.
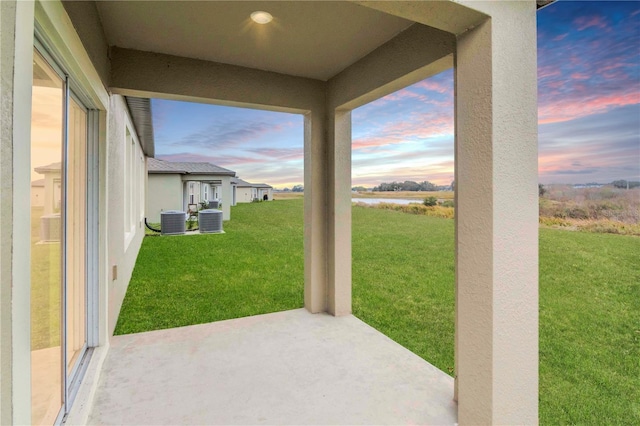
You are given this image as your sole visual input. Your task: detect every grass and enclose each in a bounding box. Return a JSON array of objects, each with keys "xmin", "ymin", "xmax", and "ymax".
[
  {"xmin": 272, "ymin": 192, "xmax": 304, "ymax": 200},
  {"xmin": 539, "ymin": 230, "xmax": 639, "ymax": 424},
  {"xmin": 354, "ymin": 201, "xmax": 455, "ymax": 219},
  {"xmin": 117, "ymin": 198, "xmax": 639, "ymax": 424},
  {"xmin": 30, "ymin": 206, "xmax": 62, "ymax": 350},
  {"xmin": 114, "ymin": 200, "xmax": 304, "ymax": 334},
  {"xmin": 352, "ymin": 190, "xmax": 454, "ymax": 200},
  {"xmin": 352, "ymin": 205, "xmax": 456, "ymax": 374}
]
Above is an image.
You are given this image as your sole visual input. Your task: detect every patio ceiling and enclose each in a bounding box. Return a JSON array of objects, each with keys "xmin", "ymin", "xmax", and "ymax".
[{"xmin": 94, "ymin": 1, "xmax": 415, "ymax": 81}]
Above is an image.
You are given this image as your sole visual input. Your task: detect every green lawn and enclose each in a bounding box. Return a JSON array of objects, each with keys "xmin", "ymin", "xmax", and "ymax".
[
  {"xmin": 114, "ymin": 200, "xmax": 304, "ymax": 333},
  {"xmin": 31, "ymin": 206, "xmax": 62, "ymax": 350},
  {"xmin": 116, "ymin": 199, "xmax": 639, "ymax": 424}
]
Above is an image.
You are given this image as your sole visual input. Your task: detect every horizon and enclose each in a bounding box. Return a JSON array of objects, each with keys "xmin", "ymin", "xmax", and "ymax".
[{"xmin": 152, "ymin": 1, "xmax": 640, "ymax": 190}]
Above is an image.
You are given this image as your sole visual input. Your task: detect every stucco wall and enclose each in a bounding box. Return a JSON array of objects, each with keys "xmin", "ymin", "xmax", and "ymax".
[
  {"xmin": 236, "ymin": 187, "xmax": 253, "ymax": 203},
  {"xmin": 106, "ymin": 94, "xmax": 146, "ymax": 336},
  {"xmin": 146, "ymin": 173, "xmax": 183, "ymax": 222},
  {"xmin": 1, "ymin": 2, "xmax": 34, "ymax": 422}
]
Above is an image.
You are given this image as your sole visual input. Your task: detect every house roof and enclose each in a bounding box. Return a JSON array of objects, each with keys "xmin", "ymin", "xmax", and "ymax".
[
  {"xmin": 34, "ymin": 162, "xmax": 61, "ymax": 174},
  {"xmin": 231, "ymin": 178, "xmax": 253, "ymax": 187},
  {"xmin": 231, "ymin": 178, "xmax": 273, "ymax": 189},
  {"xmin": 148, "ymin": 158, "xmax": 236, "ymax": 176},
  {"xmin": 31, "ymin": 178, "xmax": 45, "ymax": 187},
  {"xmin": 536, "ymin": 1, "xmax": 556, "ymax": 10}
]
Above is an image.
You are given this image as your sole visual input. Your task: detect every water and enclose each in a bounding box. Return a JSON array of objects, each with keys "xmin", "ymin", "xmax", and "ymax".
[{"xmin": 352, "ymin": 198, "xmax": 421, "ymax": 205}]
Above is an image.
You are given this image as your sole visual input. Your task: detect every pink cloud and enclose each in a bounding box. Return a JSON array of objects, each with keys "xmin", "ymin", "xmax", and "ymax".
[
  {"xmin": 570, "ymin": 72, "xmax": 590, "ymax": 80},
  {"xmin": 245, "ymin": 147, "xmax": 303, "ymax": 161},
  {"xmin": 353, "ymin": 111, "xmax": 453, "ymax": 151},
  {"xmin": 539, "ymin": 92, "xmax": 640, "ymax": 124},
  {"xmin": 538, "ymin": 66, "xmax": 562, "ymax": 79},
  {"xmin": 414, "ymin": 79, "xmax": 450, "ymax": 94},
  {"xmin": 574, "ymin": 15, "xmax": 609, "ymax": 31}
]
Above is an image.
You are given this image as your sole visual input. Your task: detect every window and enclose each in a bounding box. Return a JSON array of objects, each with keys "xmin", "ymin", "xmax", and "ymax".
[
  {"xmin": 139, "ymin": 155, "xmax": 144, "ymax": 220},
  {"xmin": 204, "ymin": 185, "xmax": 209, "ymax": 201},
  {"xmin": 124, "ymin": 120, "xmax": 142, "ymax": 248},
  {"xmin": 124, "ymin": 128, "xmax": 132, "ymax": 233}
]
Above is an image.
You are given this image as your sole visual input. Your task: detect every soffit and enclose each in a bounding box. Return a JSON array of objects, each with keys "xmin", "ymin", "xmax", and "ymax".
[
  {"xmin": 125, "ymin": 96, "xmax": 155, "ymax": 157},
  {"xmin": 95, "ymin": 1, "xmax": 414, "ymax": 81}
]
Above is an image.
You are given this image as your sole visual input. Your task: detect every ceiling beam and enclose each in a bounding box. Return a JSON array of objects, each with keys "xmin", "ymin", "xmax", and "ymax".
[
  {"xmin": 109, "ymin": 47, "xmax": 326, "ymax": 114},
  {"xmin": 354, "ymin": 0, "xmax": 489, "ymax": 36},
  {"xmin": 328, "ymin": 23, "xmax": 455, "ymax": 110},
  {"xmin": 61, "ymin": 0, "xmax": 110, "ymax": 86}
]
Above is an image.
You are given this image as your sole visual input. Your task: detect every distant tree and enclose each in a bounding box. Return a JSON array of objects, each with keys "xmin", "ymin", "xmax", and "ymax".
[
  {"xmin": 450, "ymin": 181, "xmax": 455, "ymax": 191},
  {"xmin": 352, "ymin": 186, "xmax": 368, "ymax": 192},
  {"xmin": 402, "ymin": 181, "xmax": 420, "ymax": 191},
  {"xmin": 283, "ymin": 187, "xmax": 291, "ymax": 192},
  {"xmin": 373, "ymin": 180, "xmax": 437, "ymax": 191},
  {"xmin": 418, "ymin": 180, "xmax": 437, "ymax": 191},
  {"xmin": 539, "ymin": 184, "xmax": 546, "ymax": 197},
  {"xmin": 612, "ymin": 180, "xmax": 640, "ymax": 189},
  {"xmin": 292, "ymin": 184, "xmax": 304, "ymax": 192}
]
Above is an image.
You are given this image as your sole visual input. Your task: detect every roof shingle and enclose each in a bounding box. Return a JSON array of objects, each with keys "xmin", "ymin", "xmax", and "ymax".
[{"xmin": 148, "ymin": 158, "xmax": 236, "ymax": 176}]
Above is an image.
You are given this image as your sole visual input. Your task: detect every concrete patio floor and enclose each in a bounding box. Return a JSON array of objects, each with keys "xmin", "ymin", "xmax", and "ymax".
[{"xmin": 88, "ymin": 309, "xmax": 457, "ymax": 425}]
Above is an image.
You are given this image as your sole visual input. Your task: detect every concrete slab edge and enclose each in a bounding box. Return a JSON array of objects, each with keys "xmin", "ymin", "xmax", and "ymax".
[{"xmin": 64, "ymin": 344, "xmax": 109, "ymax": 425}]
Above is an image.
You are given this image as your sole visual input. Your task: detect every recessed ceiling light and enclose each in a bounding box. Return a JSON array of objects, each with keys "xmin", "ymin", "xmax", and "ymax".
[{"xmin": 250, "ymin": 11, "xmax": 273, "ymax": 24}]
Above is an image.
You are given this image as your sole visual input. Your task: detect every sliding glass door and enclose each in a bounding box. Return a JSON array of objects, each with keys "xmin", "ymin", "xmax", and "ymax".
[
  {"xmin": 30, "ymin": 47, "xmax": 65, "ymax": 426},
  {"xmin": 30, "ymin": 46, "xmax": 91, "ymax": 425},
  {"xmin": 66, "ymin": 98, "xmax": 88, "ymax": 377}
]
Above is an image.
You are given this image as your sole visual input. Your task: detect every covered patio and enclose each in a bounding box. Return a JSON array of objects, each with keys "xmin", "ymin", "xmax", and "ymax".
[
  {"xmin": 3, "ymin": 1, "xmax": 540, "ymax": 424},
  {"xmin": 65, "ymin": 0, "xmax": 539, "ymax": 423},
  {"xmin": 86, "ymin": 309, "xmax": 456, "ymax": 425}
]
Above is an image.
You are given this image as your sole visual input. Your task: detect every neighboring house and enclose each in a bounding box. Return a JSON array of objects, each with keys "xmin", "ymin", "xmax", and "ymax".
[
  {"xmin": 33, "ymin": 163, "xmax": 62, "ymax": 215},
  {"xmin": 254, "ymin": 183, "xmax": 274, "ymax": 201},
  {"xmin": 2, "ymin": 1, "xmax": 544, "ymax": 424},
  {"xmin": 232, "ymin": 178, "xmax": 274, "ymax": 203},
  {"xmin": 30, "ymin": 178, "xmax": 45, "ymax": 208},
  {"xmin": 146, "ymin": 158, "xmax": 235, "ymax": 222}
]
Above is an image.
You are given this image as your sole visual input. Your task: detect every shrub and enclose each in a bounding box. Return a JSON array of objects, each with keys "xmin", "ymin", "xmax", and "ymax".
[
  {"xmin": 423, "ymin": 196, "xmax": 438, "ymax": 207},
  {"xmin": 564, "ymin": 205, "xmax": 590, "ymax": 220}
]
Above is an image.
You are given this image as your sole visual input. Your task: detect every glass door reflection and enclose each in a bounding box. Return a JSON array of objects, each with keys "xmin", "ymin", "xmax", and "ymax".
[
  {"xmin": 30, "ymin": 49, "xmax": 64, "ymax": 426},
  {"xmin": 31, "ymin": 47, "xmax": 90, "ymax": 425},
  {"xmin": 66, "ymin": 98, "xmax": 87, "ymax": 377}
]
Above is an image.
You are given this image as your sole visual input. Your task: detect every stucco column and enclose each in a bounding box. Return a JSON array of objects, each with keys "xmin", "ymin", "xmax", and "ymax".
[
  {"xmin": 304, "ymin": 109, "xmax": 327, "ymax": 313},
  {"xmin": 1, "ymin": 0, "xmax": 35, "ymax": 423},
  {"xmin": 454, "ymin": 2, "xmax": 538, "ymax": 424},
  {"xmin": 327, "ymin": 110, "xmax": 352, "ymax": 316},
  {"xmin": 220, "ymin": 178, "xmax": 231, "ymax": 221}
]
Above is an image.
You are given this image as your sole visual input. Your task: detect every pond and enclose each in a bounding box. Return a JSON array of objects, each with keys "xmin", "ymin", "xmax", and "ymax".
[{"xmin": 352, "ymin": 198, "xmax": 421, "ymax": 205}]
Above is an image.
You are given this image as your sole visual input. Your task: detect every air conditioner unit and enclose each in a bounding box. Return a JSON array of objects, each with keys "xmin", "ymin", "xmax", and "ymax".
[
  {"xmin": 198, "ymin": 209, "xmax": 223, "ymax": 234},
  {"xmin": 208, "ymin": 199, "xmax": 220, "ymax": 209},
  {"xmin": 161, "ymin": 210, "xmax": 186, "ymax": 235},
  {"xmin": 40, "ymin": 213, "xmax": 61, "ymax": 242}
]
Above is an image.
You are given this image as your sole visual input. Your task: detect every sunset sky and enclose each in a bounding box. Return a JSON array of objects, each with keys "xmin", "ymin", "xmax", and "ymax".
[{"xmin": 152, "ymin": 1, "xmax": 640, "ymax": 189}]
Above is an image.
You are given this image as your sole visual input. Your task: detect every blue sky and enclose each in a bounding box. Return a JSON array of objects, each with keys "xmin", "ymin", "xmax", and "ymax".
[{"xmin": 153, "ymin": 1, "xmax": 640, "ymax": 188}]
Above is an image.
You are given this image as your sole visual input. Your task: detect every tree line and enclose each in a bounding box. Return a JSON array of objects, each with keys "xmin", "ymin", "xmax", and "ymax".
[
  {"xmin": 612, "ymin": 180, "xmax": 640, "ymax": 189},
  {"xmin": 371, "ymin": 180, "xmax": 450, "ymax": 192}
]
